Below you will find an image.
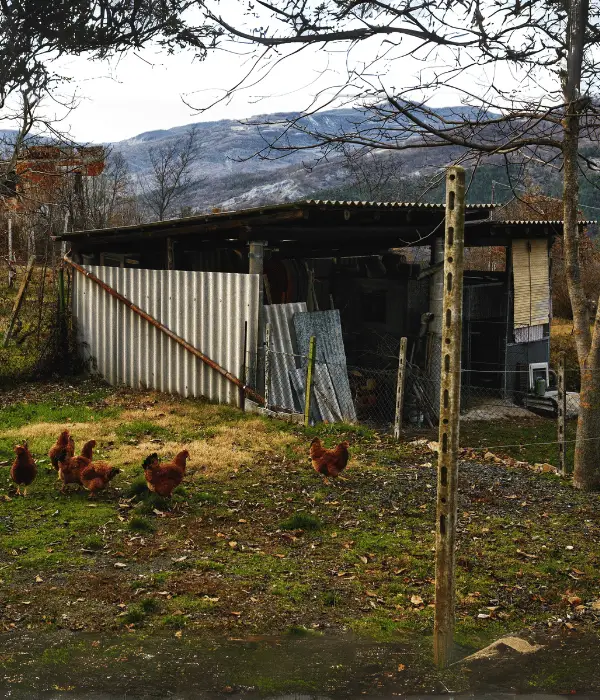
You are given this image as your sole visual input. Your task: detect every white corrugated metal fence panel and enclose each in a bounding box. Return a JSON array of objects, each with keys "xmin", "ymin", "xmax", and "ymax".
[
  {"xmin": 73, "ymin": 266, "xmax": 260, "ymax": 404},
  {"xmin": 512, "ymin": 239, "xmax": 550, "ymax": 328}
]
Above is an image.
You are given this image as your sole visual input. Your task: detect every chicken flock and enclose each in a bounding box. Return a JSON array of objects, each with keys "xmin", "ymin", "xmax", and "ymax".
[{"xmin": 6, "ymin": 429, "xmax": 350, "ymax": 498}]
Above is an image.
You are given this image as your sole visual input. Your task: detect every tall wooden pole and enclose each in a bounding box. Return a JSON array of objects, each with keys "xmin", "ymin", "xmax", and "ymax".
[
  {"xmin": 557, "ymin": 351, "xmax": 568, "ymax": 475},
  {"xmin": 393, "ymin": 337, "xmax": 408, "ymax": 439},
  {"xmin": 264, "ymin": 322, "xmax": 272, "ymax": 410},
  {"xmin": 7, "ymin": 216, "xmax": 15, "ymax": 287},
  {"xmin": 3, "ymin": 256, "xmax": 35, "ymax": 347},
  {"xmin": 304, "ymin": 336, "xmax": 316, "ymax": 428},
  {"xmin": 433, "ymin": 166, "xmax": 466, "ymax": 668}
]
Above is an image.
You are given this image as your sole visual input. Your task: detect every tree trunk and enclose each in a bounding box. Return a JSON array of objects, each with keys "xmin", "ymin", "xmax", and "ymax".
[
  {"xmin": 563, "ymin": 109, "xmax": 600, "ymax": 489},
  {"xmin": 562, "ymin": 0, "xmax": 599, "ymax": 489}
]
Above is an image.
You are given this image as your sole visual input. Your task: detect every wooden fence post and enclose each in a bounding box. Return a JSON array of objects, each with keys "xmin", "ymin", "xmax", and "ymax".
[
  {"xmin": 394, "ymin": 337, "xmax": 408, "ymax": 439},
  {"xmin": 239, "ymin": 321, "xmax": 248, "ymax": 411},
  {"xmin": 434, "ymin": 166, "xmax": 466, "ymax": 668},
  {"xmin": 7, "ymin": 217, "xmax": 15, "ymax": 287},
  {"xmin": 264, "ymin": 323, "xmax": 272, "ymax": 410},
  {"xmin": 557, "ymin": 351, "xmax": 568, "ymax": 475},
  {"xmin": 3, "ymin": 256, "xmax": 35, "ymax": 347},
  {"xmin": 304, "ymin": 336, "xmax": 316, "ymax": 427}
]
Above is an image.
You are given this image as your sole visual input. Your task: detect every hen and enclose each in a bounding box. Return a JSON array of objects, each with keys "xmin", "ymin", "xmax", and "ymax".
[
  {"xmin": 49, "ymin": 430, "xmax": 75, "ymax": 471},
  {"xmin": 10, "ymin": 444, "xmax": 37, "ymax": 496},
  {"xmin": 142, "ymin": 450, "xmax": 190, "ymax": 497},
  {"xmin": 310, "ymin": 438, "xmax": 350, "ymax": 484},
  {"xmin": 57, "ymin": 440, "xmax": 97, "ymax": 493},
  {"xmin": 80, "ymin": 461, "xmax": 121, "ymax": 498}
]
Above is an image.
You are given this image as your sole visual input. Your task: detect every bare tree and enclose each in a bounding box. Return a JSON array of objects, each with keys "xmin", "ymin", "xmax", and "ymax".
[
  {"xmin": 194, "ymin": 0, "xmax": 600, "ymax": 491},
  {"xmin": 140, "ymin": 126, "xmax": 201, "ymax": 221}
]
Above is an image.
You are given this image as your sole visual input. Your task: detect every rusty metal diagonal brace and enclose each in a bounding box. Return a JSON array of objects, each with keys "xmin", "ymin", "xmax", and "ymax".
[{"xmin": 64, "ymin": 257, "xmax": 265, "ymax": 406}]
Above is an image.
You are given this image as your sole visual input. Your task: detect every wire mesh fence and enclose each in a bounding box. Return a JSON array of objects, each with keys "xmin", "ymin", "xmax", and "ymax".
[
  {"xmin": 0, "ymin": 253, "xmax": 73, "ymax": 385},
  {"xmin": 243, "ymin": 340, "xmax": 582, "ymax": 473}
]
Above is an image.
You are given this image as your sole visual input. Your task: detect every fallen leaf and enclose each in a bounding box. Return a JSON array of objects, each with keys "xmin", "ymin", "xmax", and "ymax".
[
  {"xmin": 358, "ymin": 556, "xmax": 368, "ymax": 565},
  {"xmin": 398, "ymin": 664, "xmax": 406, "ymax": 672},
  {"xmin": 114, "ymin": 562, "xmax": 128, "ymax": 569},
  {"xmin": 230, "ymin": 611, "xmax": 242, "ymax": 617},
  {"xmin": 238, "ymin": 519, "xmax": 247, "ymax": 523},
  {"xmin": 35, "ymin": 575, "xmax": 43, "ymax": 583},
  {"xmin": 366, "ymin": 591, "xmax": 377, "ymax": 598},
  {"xmin": 410, "ymin": 595, "xmax": 424, "ymax": 606},
  {"xmin": 229, "ymin": 541, "xmax": 238, "ymax": 548}
]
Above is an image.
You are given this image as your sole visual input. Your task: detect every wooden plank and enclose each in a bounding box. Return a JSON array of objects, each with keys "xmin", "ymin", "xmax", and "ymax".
[
  {"xmin": 3, "ymin": 256, "xmax": 35, "ymax": 347},
  {"xmin": 393, "ymin": 337, "xmax": 408, "ymax": 439},
  {"xmin": 557, "ymin": 352, "xmax": 568, "ymax": 475},
  {"xmin": 304, "ymin": 336, "xmax": 316, "ymax": 428}
]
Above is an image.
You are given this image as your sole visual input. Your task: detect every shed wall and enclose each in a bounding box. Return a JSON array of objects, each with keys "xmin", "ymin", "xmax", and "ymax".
[{"xmin": 73, "ymin": 266, "xmax": 260, "ymax": 404}]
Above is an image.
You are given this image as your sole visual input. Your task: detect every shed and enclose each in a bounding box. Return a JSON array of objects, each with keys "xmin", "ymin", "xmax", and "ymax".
[{"xmin": 57, "ymin": 200, "xmax": 591, "ymax": 424}]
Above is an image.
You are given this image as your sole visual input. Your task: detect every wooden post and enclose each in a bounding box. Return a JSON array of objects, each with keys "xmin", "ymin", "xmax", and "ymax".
[
  {"xmin": 166, "ymin": 237, "xmax": 175, "ymax": 270},
  {"xmin": 264, "ymin": 322, "xmax": 272, "ymax": 410},
  {"xmin": 249, "ymin": 241, "xmax": 267, "ymax": 392},
  {"xmin": 434, "ymin": 166, "xmax": 466, "ymax": 669},
  {"xmin": 394, "ymin": 337, "xmax": 408, "ymax": 439},
  {"xmin": 304, "ymin": 335, "xmax": 316, "ymax": 428},
  {"xmin": 558, "ymin": 351, "xmax": 568, "ymax": 475},
  {"xmin": 3, "ymin": 255, "xmax": 35, "ymax": 347},
  {"xmin": 239, "ymin": 321, "xmax": 248, "ymax": 411},
  {"xmin": 58, "ymin": 266, "xmax": 66, "ymax": 317},
  {"xmin": 7, "ymin": 217, "xmax": 15, "ymax": 287}
]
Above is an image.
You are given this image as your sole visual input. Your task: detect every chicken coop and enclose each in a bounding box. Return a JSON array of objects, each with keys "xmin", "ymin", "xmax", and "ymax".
[{"xmin": 57, "ymin": 200, "xmax": 586, "ymax": 427}]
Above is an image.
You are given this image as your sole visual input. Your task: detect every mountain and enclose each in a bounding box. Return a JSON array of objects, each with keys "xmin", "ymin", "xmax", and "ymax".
[
  {"xmin": 104, "ymin": 106, "xmax": 600, "ymax": 215},
  {"xmin": 107, "ymin": 107, "xmax": 483, "ymax": 211}
]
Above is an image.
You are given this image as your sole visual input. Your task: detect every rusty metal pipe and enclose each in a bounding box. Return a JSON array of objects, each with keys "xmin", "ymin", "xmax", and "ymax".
[{"xmin": 64, "ymin": 257, "xmax": 265, "ymax": 406}]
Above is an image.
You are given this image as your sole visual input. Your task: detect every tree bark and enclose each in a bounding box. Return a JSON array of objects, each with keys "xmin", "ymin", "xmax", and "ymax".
[{"xmin": 562, "ymin": 0, "xmax": 600, "ymax": 490}]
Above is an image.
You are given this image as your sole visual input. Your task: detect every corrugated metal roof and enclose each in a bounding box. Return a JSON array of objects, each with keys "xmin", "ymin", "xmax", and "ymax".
[
  {"xmin": 499, "ymin": 219, "xmax": 596, "ymax": 225},
  {"xmin": 305, "ymin": 199, "xmax": 496, "ymax": 209},
  {"xmin": 73, "ymin": 266, "xmax": 259, "ymax": 404},
  {"xmin": 56, "ymin": 199, "xmax": 497, "ymax": 240}
]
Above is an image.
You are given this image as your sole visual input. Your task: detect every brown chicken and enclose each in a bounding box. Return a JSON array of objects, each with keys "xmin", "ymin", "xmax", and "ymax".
[
  {"xmin": 143, "ymin": 450, "xmax": 190, "ymax": 497},
  {"xmin": 57, "ymin": 440, "xmax": 97, "ymax": 493},
  {"xmin": 80, "ymin": 461, "xmax": 121, "ymax": 498},
  {"xmin": 49, "ymin": 430, "xmax": 75, "ymax": 471},
  {"xmin": 10, "ymin": 444, "xmax": 37, "ymax": 496},
  {"xmin": 310, "ymin": 438, "xmax": 350, "ymax": 484}
]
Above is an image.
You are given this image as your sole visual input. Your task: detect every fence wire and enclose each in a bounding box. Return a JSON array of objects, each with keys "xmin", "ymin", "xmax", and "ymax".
[
  {"xmin": 0, "ymin": 253, "xmax": 72, "ymax": 385},
  {"xmin": 244, "ymin": 342, "xmax": 582, "ymax": 472}
]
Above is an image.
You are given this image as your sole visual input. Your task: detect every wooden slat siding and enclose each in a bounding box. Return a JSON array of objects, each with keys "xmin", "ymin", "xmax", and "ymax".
[{"xmin": 512, "ymin": 239, "xmax": 550, "ymax": 328}]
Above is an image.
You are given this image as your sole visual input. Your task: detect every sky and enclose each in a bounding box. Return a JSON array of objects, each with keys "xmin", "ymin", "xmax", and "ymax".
[{"xmin": 50, "ymin": 43, "xmax": 368, "ymax": 143}]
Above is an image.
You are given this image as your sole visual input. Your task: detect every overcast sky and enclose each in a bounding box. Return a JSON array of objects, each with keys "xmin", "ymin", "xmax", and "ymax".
[
  {"xmin": 49, "ymin": 44, "xmax": 350, "ymax": 143},
  {"xmin": 48, "ymin": 32, "xmax": 471, "ymax": 145}
]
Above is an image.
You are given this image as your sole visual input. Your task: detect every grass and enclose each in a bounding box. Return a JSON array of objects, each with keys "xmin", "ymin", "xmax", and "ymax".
[
  {"xmin": 279, "ymin": 513, "xmax": 322, "ymax": 531},
  {"xmin": 461, "ymin": 416, "xmax": 576, "ymax": 469},
  {"xmin": 128, "ymin": 515, "xmax": 156, "ymax": 533},
  {"xmin": 2, "ymin": 377, "xmax": 600, "ymax": 655}
]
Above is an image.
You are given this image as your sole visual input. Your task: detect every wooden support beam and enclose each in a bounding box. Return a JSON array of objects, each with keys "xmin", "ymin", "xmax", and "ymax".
[
  {"xmin": 434, "ymin": 166, "xmax": 466, "ymax": 669},
  {"xmin": 393, "ymin": 337, "xmax": 408, "ymax": 439},
  {"xmin": 166, "ymin": 237, "xmax": 175, "ymax": 270},
  {"xmin": 264, "ymin": 323, "xmax": 272, "ymax": 410},
  {"xmin": 557, "ymin": 351, "xmax": 568, "ymax": 475},
  {"xmin": 249, "ymin": 240, "xmax": 267, "ymax": 392},
  {"xmin": 304, "ymin": 336, "xmax": 316, "ymax": 428},
  {"xmin": 3, "ymin": 256, "xmax": 35, "ymax": 347}
]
